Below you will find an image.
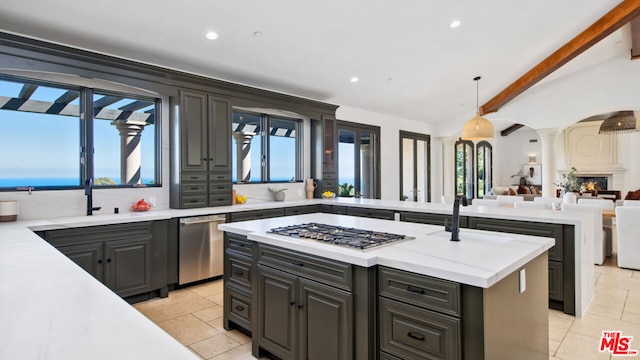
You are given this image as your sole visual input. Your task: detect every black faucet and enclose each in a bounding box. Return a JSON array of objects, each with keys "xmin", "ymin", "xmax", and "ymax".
[
  {"xmin": 446, "ymin": 195, "xmax": 468, "ymax": 241},
  {"xmin": 85, "ymin": 178, "xmax": 102, "ymax": 216}
]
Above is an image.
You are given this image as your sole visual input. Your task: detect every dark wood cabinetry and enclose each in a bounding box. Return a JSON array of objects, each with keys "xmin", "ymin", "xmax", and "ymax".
[
  {"xmin": 42, "ymin": 221, "xmax": 169, "ymax": 299},
  {"xmin": 311, "ymin": 115, "xmax": 338, "ymax": 197},
  {"xmin": 229, "ymin": 208, "xmax": 285, "ymax": 222},
  {"xmin": 467, "ymin": 217, "xmax": 575, "ymax": 315},
  {"xmin": 400, "ymin": 211, "xmax": 468, "ymax": 228},
  {"xmin": 224, "ymin": 232, "xmax": 255, "ymax": 334},
  {"xmin": 257, "ymin": 244, "xmax": 353, "ymax": 360},
  {"xmin": 171, "ymin": 90, "xmax": 232, "ymax": 208},
  {"xmin": 346, "ymin": 207, "xmax": 395, "ymax": 220}
]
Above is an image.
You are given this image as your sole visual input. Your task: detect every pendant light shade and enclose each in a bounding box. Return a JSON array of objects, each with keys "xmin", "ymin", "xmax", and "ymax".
[
  {"xmin": 461, "ymin": 76, "xmax": 494, "ymax": 140},
  {"xmin": 597, "ymin": 111, "xmax": 640, "ymax": 134}
]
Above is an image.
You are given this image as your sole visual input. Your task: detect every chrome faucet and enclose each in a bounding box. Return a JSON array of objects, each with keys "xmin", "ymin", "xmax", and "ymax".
[
  {"xmin": 447, "ymin": 195, "xmax": 468, "ymax": 241},
  {"xmin": 85, "ymin": 178, "xmax": 102, "ymax": 216}
]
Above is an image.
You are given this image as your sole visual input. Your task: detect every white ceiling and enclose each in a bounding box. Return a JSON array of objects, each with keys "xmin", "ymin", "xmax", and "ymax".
[{"xmin": 0, "ymin": 0, "xmax": 636, "ymax": 134}]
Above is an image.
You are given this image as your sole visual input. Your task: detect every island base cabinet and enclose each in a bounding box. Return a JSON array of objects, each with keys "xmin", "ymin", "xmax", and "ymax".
[{"xmin": 257, "ymin": 265, "xmax": 353, "ymax": 360}]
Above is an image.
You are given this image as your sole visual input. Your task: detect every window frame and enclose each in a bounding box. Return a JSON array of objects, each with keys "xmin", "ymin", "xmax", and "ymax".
[
  {"xmin": 232, "ymin": 111, "xmax": 303, "ymax": 184},
  {"xmin": 476, "ymin": 140, "xmax": 493, "ymax": 198},
  {"xmin": 454, "ymin": 138, "xmax": 474, "ymax": 198},
  {"xmin": 0, "ymin": 74, "xmax": 162, "ymax": 191}
]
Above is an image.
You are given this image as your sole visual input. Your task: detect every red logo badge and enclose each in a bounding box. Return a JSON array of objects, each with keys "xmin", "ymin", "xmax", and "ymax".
[{"xmin": 600, "ymin": 331, "xmax": 638, "ymax": 356}]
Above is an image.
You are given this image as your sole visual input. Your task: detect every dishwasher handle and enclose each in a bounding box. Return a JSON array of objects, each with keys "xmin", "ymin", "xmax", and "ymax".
[{"xmin": 180, "ymin": 215, "xmax": 226, "ymax": 226}]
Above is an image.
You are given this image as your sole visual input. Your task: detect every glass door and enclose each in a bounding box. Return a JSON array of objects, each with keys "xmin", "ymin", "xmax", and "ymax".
[
  {"xmin": 337, "ymin": 122, "xmax": 380, "ymax": 198},
  {"xmin": 400, "ymin": 131, "xmax": 430, "ymax": 202}
]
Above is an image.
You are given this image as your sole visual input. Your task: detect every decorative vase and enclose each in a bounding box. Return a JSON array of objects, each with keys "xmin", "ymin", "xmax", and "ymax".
[
  {"xmin": 562, "ymin": 192, "xmax": 577, "ymax": 204},
  {"xmin": 273, "ymin": 191, "xmax": 285, "ymax": 201},
  {"xmin": 305, "ymin": 179, "xmax": 317, "ymax": 199}
]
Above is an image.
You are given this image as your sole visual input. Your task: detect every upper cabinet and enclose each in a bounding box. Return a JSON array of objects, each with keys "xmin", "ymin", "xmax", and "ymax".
[
  {"xmin": 171, "ymin": 90, "xmax": 232, "ymax": 209},
  {"xmin": 311, "ymin": 115, "xmax": 338, "ymax": 197}
]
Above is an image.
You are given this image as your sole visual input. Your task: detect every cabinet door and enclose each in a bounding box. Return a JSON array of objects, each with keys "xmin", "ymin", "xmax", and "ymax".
[
  {"xmin": 58, "ymin": 242, "xmax": 104, "ymax": 282},
  {"xmin": 208, "ymin": 95, "xmax": 232, "ymax": 172},
  {"xmin": 179, "ymin": 90, "xmax": 208, "ymax": 173},
  {"xmin": 299, "ymin": 277, "xmax": 353, "ymax": 360},
  {"xmin": 257, "ymin": 265, "xmax": 297, "ymax": 360},
  {"xmin": 104, "ymin": 236, "xmax": 153, "ymax": 297}
]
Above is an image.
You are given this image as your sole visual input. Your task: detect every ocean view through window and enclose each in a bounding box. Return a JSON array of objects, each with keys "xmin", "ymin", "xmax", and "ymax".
[{"xmin": 0, "ymin": 75, "xmax": 160, "ymax": 190}]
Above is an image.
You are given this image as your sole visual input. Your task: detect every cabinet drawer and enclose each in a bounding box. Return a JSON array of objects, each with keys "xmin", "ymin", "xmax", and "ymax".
[
  {"xmin": 209, "ymin": 194, "xmax": 232, "ymax": 207},
  {"xmin": 379, "ymin": 266, "xmax": 461, "ymax": 317},
  {"xmin": 225, "ymin": 284, "xmax": 252, "ymax": 332},
  {"xmin": 45, "ymin": 222, "xmax": 153, "ymax": 246},
  {"xmin": 181, "ymin": 183, "xmax": 207, "ymax": 194},
  {"xmin": 210, "ymin": 172, "xmax": 232, "ymax": 181},
  {"xmin": 227, "ymin": 253, "xmax": 252, "ymax": 289},
  {"xmin": 258, "ymin": 244, "xmax": 352, "ymax": 291},
  {"xmin": 346, "ymin": 207, "xmax": 395, "ymax": 220},
  {"xmin": 181, "ymin": 196, "xmax": 207, "ymax": 208},
  {"xmin": 379, "ymin": 297, "xmax": 460, "ymax": 360},
  {"xmin": 209, "ymin": 182, "xmax": 232, "ymax": 192},
  {"xmin": 182, "ymin": 173, "xmax": 208, "ymax": 182},
  {"xmin": 230, "ymin": 208, "xmax": 285, "ymax": 222},
  {"xmin": 284, "ymin": 205, "xmax": 321, "ymax": 216},
  {"xmin": 225, "ymin": 233, "xmax": 253, "ymax": 258},
  {"xmin": 379, "ymin": 351, "xmax": 403, "ymax": 360}
]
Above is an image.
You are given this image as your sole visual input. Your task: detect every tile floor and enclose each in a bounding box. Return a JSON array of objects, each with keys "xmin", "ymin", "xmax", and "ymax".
[{"xmin": 135, "ymin": 226, "xmax": 640, "ymax": 359}]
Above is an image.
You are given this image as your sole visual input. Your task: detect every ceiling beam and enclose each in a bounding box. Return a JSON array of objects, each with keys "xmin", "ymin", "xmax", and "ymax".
[
  {"xmin": 500, "ymin": 124, "xmax": 525, "ymax": 136},
  {"xmin": 480, "ymin": 0, "xmax": 640, "ymax": 115},
  {"xmin": 631, "ymin": 16, "xmax": 640, "ymax": 58}
]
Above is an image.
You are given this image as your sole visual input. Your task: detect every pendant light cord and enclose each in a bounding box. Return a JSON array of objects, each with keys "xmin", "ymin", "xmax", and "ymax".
[{"xmin": 474, "ymin": 76, "xmax": 481, "ymax": 114}]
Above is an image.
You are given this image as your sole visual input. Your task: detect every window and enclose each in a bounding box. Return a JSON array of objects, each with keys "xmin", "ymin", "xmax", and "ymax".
[
  {"xmin": 231, "ymin": 112, "xmax": 301, "ymax": 183},
  {"xmin": 0, "ymin": 75, "xmax": 160, "ymax": 189},
  {"xmin": 337, "ymin": 121, "xmax": 380, "ymax": 198},
  {"xmin": 455, "ymin": 139, "xmax": 474, "ymax": 198},
  {"xmin": 476, "ymin": 141, "xmax": 493, "ymax": 198}
]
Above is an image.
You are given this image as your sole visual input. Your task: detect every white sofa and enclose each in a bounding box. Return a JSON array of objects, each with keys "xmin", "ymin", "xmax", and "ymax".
[{"xmin": 616, "ymin": 207, "xmax": 640, "ymax": 270}]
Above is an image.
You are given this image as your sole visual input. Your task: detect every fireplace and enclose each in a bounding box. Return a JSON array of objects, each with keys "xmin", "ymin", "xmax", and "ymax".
[{"xmin": 576, "ymin": 176, "xmax": 608, "ymax": 190}]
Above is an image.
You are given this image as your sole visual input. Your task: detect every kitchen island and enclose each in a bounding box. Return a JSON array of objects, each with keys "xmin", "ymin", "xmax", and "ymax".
[{"xmin": 220, "ymin": 213, "xmax": 554, "ymax": 360}]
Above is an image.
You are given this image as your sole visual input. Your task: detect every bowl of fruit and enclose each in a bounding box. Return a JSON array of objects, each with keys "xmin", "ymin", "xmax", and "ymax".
[
  {"xmin": 132, "ymin": 198, "xmax": 151, "ymax": 211},
  {"xmin": 322, "ymin": 191, "xmax": 336, "ymax": 200},
  {"xmin": 236, "ymin": 194, "xmax": 247, "ymax": 204}
]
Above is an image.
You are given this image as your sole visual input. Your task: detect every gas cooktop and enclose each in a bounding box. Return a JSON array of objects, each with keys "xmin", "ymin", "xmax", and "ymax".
[{"xmin": 268, "ymin": 222, "xmax": 413, "ymax": 250}]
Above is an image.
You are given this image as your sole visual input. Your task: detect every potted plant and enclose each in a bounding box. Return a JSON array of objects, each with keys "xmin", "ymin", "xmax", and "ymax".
[
  {"xmin": 555, "ymin": 167, "xmax": 580, "ymax": 203},
  {"xmin": 268, "ymin": 186, "xmax": 287, "ymax": 201}
]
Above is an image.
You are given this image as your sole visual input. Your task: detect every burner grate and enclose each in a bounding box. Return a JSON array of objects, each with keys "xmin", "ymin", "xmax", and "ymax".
[{"xmin": 268, "ymin": 223, "xmax": 410, "ymax": 250}]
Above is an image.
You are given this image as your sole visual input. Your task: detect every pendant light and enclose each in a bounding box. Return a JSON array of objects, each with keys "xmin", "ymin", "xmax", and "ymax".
[
  {"xmin": 597, "ymin": 111, "xmax": 640, "ymax": 134},
  {"xmin": 461, "ymin": 76, "xmax": 494, "ymax": 140}
]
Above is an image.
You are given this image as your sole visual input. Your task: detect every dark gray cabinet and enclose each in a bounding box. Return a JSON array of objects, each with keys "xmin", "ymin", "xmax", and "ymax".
[
  {"xmin": 346, "ymin": 207, "xmax": 395, "ymax": 220},
  {"xmin": 171, "ymin": 89, "xmax": 232, "ymax": 208},
  {"xmin": 283, "ymin": 205, "xmax": 321, "ymax": 216},
  {"xmin": 467, "ymin": 217, "xmax": 575, "ymax": 315},
  {"xmin": 378, "ymin": 266, "xmax": 461, "ymax": 360},
  {"xmin": 256, "ymin": 245, "xmax": 353, "ymax": 360},
  {"xmin": 311, "ymin": 115, "xmax": 338, "ymax": 197},
  {"xmin": 224, "ymin": 232, "xmax": 255, "ymax": 334},
  {"xmin": 43, "ymin": 221, "xmax": 168, "ymax": 299},
  {"xmin": 230, "ymin": 208, "xmax": 285, "ymax": 222}
]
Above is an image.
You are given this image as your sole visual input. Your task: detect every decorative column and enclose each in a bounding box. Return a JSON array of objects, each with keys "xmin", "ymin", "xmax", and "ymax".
[
  {"xmin": 440, "ymin": 136, "xmax": 456, "ymax": 200},
  {"xmin": 233, "ymin": 132, "xmax": 253, "ymax": 183},
  {"xmin": 537, "ymin": 128, "xmax": 560, "ymax": 198},
  {"xmin": 112, "ymin": 120, "xmax": 147, "ymax": 185}
]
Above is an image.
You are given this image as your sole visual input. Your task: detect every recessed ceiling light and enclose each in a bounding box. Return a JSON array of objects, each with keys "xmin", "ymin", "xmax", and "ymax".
[
  {"xmin": 350, "ymin": 76, "xmax": 359, "ymax": 83},
  {"xmin": 253, "ymin": 31, "xmax": 263, "ymax": 38},
  {"xmin": 450, "ymin": 20, "xmax": 461, "ymax": 28},
  {"xmin": 206, "ymin": 31, "xmax": 218, "ymax": 40}
]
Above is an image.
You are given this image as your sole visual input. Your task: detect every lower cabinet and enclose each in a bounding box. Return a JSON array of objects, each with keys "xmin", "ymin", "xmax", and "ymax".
[
  {"xmin": 257, "ymin": 264, "xmax": 352, "ymax": 360},
  {"xmin": 42, "ymin": 221, "xmax": 168, "ymax": 300}
]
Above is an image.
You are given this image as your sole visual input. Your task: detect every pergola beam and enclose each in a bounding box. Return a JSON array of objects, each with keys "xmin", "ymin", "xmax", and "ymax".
[{"xmin": 480, "ymin": 0, "xmax": 640, "ymax": 115}]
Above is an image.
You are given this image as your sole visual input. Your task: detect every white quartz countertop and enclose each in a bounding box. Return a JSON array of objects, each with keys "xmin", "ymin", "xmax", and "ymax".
[
  {"xmin": 219, "ymin": 213, "xmax": 555, "ymax": 288},
  {"xmin": 0, "ymin": 197, "xmax": 584, "ymax": 358}
]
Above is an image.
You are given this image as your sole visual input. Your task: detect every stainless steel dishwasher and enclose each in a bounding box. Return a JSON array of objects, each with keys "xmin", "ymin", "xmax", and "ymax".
[{"xmin": 179, "ymin": 214, "xmax": 226, "ymax": 285}]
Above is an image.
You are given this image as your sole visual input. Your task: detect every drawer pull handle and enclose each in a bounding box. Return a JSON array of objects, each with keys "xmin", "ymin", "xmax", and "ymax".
[
  {"xmin": 407, "ymin": 332, "xmax": 425, "ymax": 341},
  {"xmin": 406, "ymin": 285, "xmax": 425, "ymax": 294},
  {"xmin": 290, "ymin": 301, "xmax": 296, "ymax": 305},
  {"xmin": 190, "ymin": 176, "xmax": 198, "ymax": 179},
  {"xmin": 235, "ymin": 305, "xmax": 245, "ymax": 311},
  {"xmin": 297, "ymin": 303, "xmax": 304, "ymax": 309},
  {"xmin": 292, "ymin": 260, "xmax": 304, "ymax": 267},
  {"xmin": 233, "ymin": 270, "xmax": 244, "ymax": 276},
  {"xmin": 190, "ymin": 187, "xmax": 199, "ymax": 190}
]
